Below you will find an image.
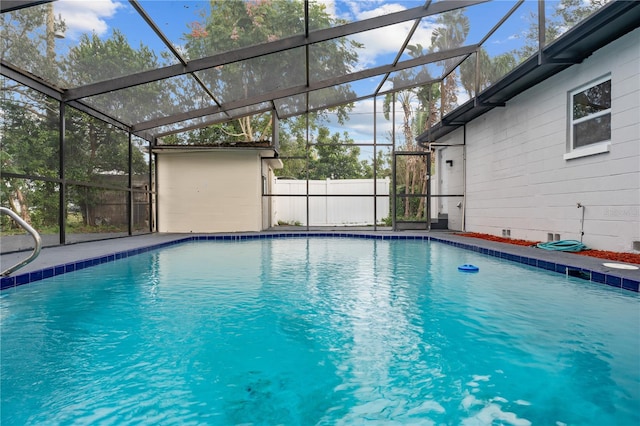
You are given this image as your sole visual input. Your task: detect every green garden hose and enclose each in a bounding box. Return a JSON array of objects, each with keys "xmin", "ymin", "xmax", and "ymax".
[{"xmin": 536, "ymin": 240, "xmax": 588, "ymax": 252}]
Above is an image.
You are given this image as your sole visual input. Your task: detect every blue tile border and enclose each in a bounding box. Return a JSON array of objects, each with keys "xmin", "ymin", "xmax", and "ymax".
[
  {"xmin": 622, "ymin": 279, "xmax": 639, "ymax": 292},
  {"xmin": 429, "ymin": 236, "xmax": 639, "ymax": 293},
  {"xmin": 1, "ymin": 236, "xmax": 191, "ymax": 291},
  {"xmin": 2, "ymin": 233, "xmax": 638, "ymax": 293}
]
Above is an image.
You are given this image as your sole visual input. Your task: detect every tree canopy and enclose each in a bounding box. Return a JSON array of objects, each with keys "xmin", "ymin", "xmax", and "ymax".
[
  {"xmin": 2, "ymin": 0, "xmax": 614, "ymax": 232},
  {"xmin": 177, "ymin": 0, "xmax": 360, "ymax": 144}
]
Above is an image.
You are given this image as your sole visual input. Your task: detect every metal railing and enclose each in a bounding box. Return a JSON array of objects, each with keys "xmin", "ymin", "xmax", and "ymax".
[{"xmin": 1, "ymin": 207, "xmax": 42, "ymax": 276}]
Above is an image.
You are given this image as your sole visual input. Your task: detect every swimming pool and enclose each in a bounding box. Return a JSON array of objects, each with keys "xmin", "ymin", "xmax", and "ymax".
[{"xmin": 1, "ymin": 237, "xmax": 638, "ymax": 425}]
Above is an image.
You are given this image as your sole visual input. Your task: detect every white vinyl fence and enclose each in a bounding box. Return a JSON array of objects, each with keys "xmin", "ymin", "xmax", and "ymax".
[{"xmin": 272, "ymin": 178, "xmax": 390, "ymax": 226}]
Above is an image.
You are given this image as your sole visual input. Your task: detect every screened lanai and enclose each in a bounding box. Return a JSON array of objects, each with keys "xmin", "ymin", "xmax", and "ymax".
[{"xmin": 2, "ymin": 0, "xmax": 638, "ymax": 252}]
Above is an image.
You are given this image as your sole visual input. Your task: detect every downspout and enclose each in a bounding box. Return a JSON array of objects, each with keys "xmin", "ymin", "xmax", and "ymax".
[
  {"xmin": 59, "ymin": 102, "xmax": 66, "ymax": 244},
  {"xmin": 128, "ymin": 131, "xmax": 133, "ymax": 236},
  {"xmin": 270, "ymin": 110, "xmax": 279, "ymax": 229},
  {"xmin": 462, "ymin": 124, "xmax": 467, "ymax": 232},
  {"xmin": 272, "ymin": 109, "xmax": 279, "ymax": 152},
  {"xmin": 154, "ymin": 137, "xmax": 159, "ymax": 232}
]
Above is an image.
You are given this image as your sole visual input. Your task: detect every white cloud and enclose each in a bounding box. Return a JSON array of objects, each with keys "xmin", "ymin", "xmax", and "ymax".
[
  {"xmin": 312, "ymin": 1, "xmax": 435, "ymax": 69},
  {"xmin": 315, "ymin": 0, "xmax": 338, "ymax": 20},
  {"xmin": 351, "ymin": 22, "xmax": 434, "ymax": 69},
  {"xmin": 355, "ymin": 1, "xmax": 404, "ymax": 20},
  {"xmin": 346, "ymin": 3, "xmax": 435, "ymax": 70},
  {"xmin": 54, "ymin": 0, "xmax": 122, "ymax": 39},
  {"xmin": 321, "ymin": 98, "xmax": 397, "ymax": 144}
]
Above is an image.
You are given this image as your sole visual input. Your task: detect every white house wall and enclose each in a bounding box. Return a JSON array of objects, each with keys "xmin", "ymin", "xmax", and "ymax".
[
  {"xmin": 434, "ymin": 145, "xmax": 465, "ymax": 231},
  {"xmin": 157, "ymin": 150, "xmax": 263, "ymax": 233},
  {"xmin": 440, "ymin": 28, "xmax": 639, "ymax": 252}
]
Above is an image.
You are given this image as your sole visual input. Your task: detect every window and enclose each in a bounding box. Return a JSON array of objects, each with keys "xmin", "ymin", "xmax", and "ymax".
[{"xmin": 565, "ymin": 76, "xmax": 611, "ymax": 159}]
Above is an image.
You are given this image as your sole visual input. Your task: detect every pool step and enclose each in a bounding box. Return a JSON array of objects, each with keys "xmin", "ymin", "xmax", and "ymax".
[{"xmin": 430, "ymin": 214, "xmax": 449, "ymax": 230}]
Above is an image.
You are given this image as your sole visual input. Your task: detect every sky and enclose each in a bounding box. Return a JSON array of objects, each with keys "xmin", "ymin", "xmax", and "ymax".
[
  {"xmin": 47, "ymin": 0, "xmax": 564, "ymax": 149},
  {"xmin": 51, "ymin": 0, "xmax": 543, "ymax": 58}
]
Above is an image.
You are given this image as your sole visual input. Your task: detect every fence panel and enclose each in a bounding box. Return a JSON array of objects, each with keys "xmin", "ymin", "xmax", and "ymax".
[{"xmin": 272, "ymin": 178, "xmax": 389, "ymax": 226}]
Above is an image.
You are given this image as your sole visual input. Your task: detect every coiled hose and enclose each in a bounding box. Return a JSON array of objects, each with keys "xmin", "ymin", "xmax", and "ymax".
[{"xmin": 536, "ymin": 240, "xmax": 588, "ymax": 252}]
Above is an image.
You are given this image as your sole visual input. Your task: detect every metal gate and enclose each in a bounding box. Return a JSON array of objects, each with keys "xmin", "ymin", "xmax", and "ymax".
[{"xmin": 392, "ymin": 151, "xmax": 431, "ymax": 231}]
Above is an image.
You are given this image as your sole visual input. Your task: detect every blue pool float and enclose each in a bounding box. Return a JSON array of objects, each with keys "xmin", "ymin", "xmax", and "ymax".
[{"xmin": 458, "ymin": 264, "xmax": 479, "ymax": 272}]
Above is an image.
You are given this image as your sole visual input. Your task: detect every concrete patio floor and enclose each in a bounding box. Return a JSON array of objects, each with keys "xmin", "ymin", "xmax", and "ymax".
[{"xmin": 1, "ymin": 230, "xmax": 638, "ymax": 292}]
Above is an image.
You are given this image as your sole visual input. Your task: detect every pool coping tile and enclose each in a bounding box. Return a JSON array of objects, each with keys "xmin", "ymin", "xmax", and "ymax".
[{"xmin": 1, "ymin": 232, "xmax": 638, "ymax": 292}]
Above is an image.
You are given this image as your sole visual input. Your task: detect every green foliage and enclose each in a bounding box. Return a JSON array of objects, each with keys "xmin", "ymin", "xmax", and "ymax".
[
  {"xmin": 275, "ymin": 116, "xmax": 309, "ymax": 178},
  {"xmin": 177, "ymin": 0, "xmax": 359, "ymax": 143},
  {"xmin": 431, "ymin": 9, "xmax": 470, "ymax": 114},
  {"xmin": 0, "ymin": 82, "xmax": 58, "ymax": 178},
  {"xmin": 555, "ymin": 0, "xmax": 610, "ymax": 26},
  {"xmin": 2, "ymin": 26, "xmax": 152, "ymax": 229},
  {"xmin": 275, "ymin": 124, "xmax": 373, "ymax": 180},
  {"xmin": 1, "ymin": 74, "xmax": 61, "ymax": 229},
  {"xmin": 0, "ymin": 4, "xmax": 65, "ymax": 84},
  {"xmin": 514, "ymin": 0, "xmax": 610, "ymax": 62},
  {"xmin": 277, "ymin": 220, "xmax": 302, "ymax": 226},
  {"xmin": 373, "ymin": 150, "xmax": 392, "ymax": 179},
  {"xmin": 430, "ymin": 9, "xmax": 470, "ymax": 51},
  {"xmin": 161, "ymin": 125, "xmax": 232, "ymax": 145},
  {"xmin": 62, "ymin": 30, "xmax": 178, "ymax": 124},
  {"xmin": 394, "ymin": 193, "xmax": 426, "ymax": 222},
  {"xmin": 62, "ymin": 31, "xmax": 160, "ymax": 84},
  {"xmin": 0, "ymin": 178, "xmax": 59, "ymax": 230},
  {"xmin": 274, "ymin": 110, "xmax": 391, "ymax": 181},
  {"xmin": 66, "ymin": 212, "xmax": 126, "ymax": 234},
  {"xmin": 309, "ymin": 127, "xmax": 363, "ymax": 179},
  {"xmin": 459, "ymin": 49, "xmax": 518, "ymax": 98}
]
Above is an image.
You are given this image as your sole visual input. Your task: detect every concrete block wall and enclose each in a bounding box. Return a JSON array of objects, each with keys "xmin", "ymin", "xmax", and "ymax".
[
  {"xmin": 440, "ymin": 28, "xmax": 639, "ymax": 252},
  {"xmin": 157, "ymin": 150, "xmax": 264, "ymax": 233}
]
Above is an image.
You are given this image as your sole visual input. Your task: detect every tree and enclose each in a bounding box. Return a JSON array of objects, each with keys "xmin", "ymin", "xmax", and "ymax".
[
  {"xmin": 382, "ymin": 71, "xmax": 439, "ymax": 220},
  {"xmin": 62, "ymin": 30, "xmax": 177, "ymax": 123},
  {"xmin": 371, "ymin": 149, "xmax": 391, "ymax": 179},
  {"xmin": 459, "ymin": 49, "xmax": 518, "ymax": 98},
  {"xmin": 490, "ymin": 53, "xmax": 518, "ymax": 84},
  {"xmin": 514, "ymin": 0, "xmax": 610, "ymax": 62},
  {"xmin": 0, "ymin": 82, "xmax": 59, "ymax": 227},
  {"xmin": 430, "ymin": 8, "xmax": 470, "ymax": 115},
  {"xmin": 2, "ymin": 7, "xmax": 157, "ymax": 231},
  {"xmin": 460, "ymin": 49, "xmax": 488, "ymax": 98},
  {"xmin": 308, "ymin": 127, "xmax": 365, "ymax": 180},
  {"xmin": 180, "ymin": 0, "xmax": 360, "ymax": 143},
  {"xmin": 555, "ymin": 0, "xmax": 610, "ymax": 26},
  {"xmin": 0, "ymin": 3, "xmax": 66, "ymax": 86},
  {"xmin": 1, "ymin": 4, "xmax": 62, "ymax": 228},
  {"xmin": 60, "ymin": 31, "xmax": 161, "ymax": 227},
  {"xmin": 384, "ymin": 90, "xmax": 417, "ymax": 218},
  {"xmin": 274, "ymin": 118, "xmax": 371, "ymax": 181},
  {"xmin": 274, "ymin": 116, "xmax": 310, "ymax": 179}
]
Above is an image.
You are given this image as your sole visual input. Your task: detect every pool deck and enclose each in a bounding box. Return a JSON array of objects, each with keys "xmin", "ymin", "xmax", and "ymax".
[{"xmin": 1, "ymin": 231, "xmax": 639, "ymax": 292}]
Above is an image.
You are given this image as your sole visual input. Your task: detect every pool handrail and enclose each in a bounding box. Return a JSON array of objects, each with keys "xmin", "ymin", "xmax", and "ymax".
[{"xmin": 1, "ymin": 207, "xmax": 42, "ymax": 276}]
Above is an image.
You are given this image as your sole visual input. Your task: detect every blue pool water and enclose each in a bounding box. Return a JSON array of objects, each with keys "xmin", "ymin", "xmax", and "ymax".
[{"xmin": 1, "ymin": 238, "xmax": 639, "ymax": 425}]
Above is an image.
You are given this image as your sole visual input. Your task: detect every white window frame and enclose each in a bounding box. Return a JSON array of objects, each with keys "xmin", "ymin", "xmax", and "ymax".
[{"xmin": 564, "ymin": 75, "xmax": 611, "ymax": 161}]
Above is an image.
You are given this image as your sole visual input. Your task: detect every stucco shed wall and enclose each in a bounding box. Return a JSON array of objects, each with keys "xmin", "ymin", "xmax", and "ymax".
[{"xmin": 157, "ymin": 150, "xmax": 263, "ymax": 233}]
